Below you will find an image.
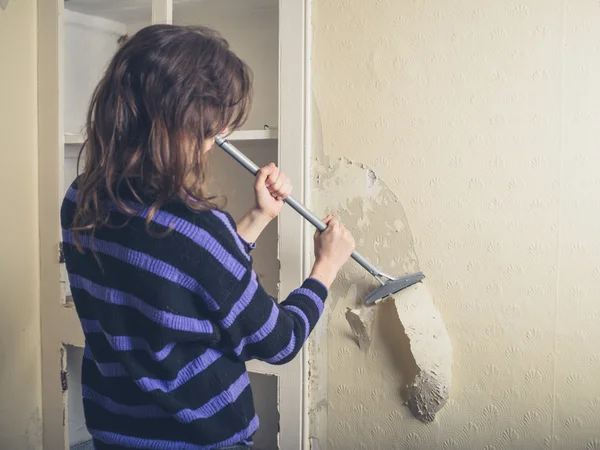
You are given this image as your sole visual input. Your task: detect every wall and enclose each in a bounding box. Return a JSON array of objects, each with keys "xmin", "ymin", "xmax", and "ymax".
[
  {"xmin": 63, "ymin": 10, "xmax": 126, "ymax": 136},
  {"xmin": 174, "ymin": 5, "xmax": 279, "ymax": 132},
  {"xmin": 0, "ymin": 0, "xmax": 43, "ymax": 448},
  {"xmin": 309, "ymin": 1, "xmax": 600, "ymax": 449}
]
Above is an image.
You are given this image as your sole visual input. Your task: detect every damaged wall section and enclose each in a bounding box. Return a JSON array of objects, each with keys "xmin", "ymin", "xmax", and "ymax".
[
  {"xmin": 345, "ymin": 283, "xmax": 452, "ymax": 424},
  {"xmin": 392, "ymin": 283, "xmax": 452, "ymax": 423},
  {"xmin": 308, "ymin": 152, "xmax": 453, "ymax": 447}
]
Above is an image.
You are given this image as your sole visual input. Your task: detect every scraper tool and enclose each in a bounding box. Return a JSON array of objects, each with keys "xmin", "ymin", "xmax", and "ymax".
[{"xmin": 216, "ymin": 136, "xmax": 425, "ymax": 304}]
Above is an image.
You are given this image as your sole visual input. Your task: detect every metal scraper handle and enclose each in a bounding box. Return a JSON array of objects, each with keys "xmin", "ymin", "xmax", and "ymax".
[{"xmin": 216, "ymin": 136, "xmax": 393, "ymax": 283}]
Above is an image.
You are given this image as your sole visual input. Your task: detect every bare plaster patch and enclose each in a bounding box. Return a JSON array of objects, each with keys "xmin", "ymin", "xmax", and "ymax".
[
  {"xmin": 392, "ymin": 282, "xmax": 452, "ymax": 422},
  {"xmin": 345, "ymin": 306, "xmax": 376, "ymax": 352},
  {"xmin": 311, "ymin": 153, "xmax": 452, "ymax": 423}
]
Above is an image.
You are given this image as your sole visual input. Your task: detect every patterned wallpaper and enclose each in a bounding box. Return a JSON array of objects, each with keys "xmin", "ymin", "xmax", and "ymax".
[{"xmin": 309, "ymin": 1, "xmax": 600, "ymax": 449}]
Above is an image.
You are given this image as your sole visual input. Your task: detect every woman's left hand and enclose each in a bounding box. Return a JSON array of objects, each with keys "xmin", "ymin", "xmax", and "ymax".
[{"xmin": 253, "ymin": 163, "xmax": 292, "ymax": 220}]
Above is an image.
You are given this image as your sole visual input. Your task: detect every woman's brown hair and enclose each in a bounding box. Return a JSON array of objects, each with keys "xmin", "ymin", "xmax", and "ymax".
[{"xmin": 73, "ymin": 24, "xmax": 252, "ymax": 245}]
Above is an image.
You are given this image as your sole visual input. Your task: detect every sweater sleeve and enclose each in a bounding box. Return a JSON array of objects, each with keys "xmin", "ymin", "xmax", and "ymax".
[
  {"xmin": 203, "ymin": 210, "xmax": 328, "ymax": 365},
  {"xmin": 221, "ymin": 272, "xmax": 327, "ymax": 364}
]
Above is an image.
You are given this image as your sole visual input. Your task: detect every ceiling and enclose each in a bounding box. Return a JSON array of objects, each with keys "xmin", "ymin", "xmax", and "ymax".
[{"xmin": 65, "ymin": 0, "xmax": 278, "ymax": 24}]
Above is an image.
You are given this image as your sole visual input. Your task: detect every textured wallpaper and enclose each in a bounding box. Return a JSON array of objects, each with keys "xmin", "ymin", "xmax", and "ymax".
[{"xmin": 309, "ymin": 1, "xmax": 600, "ymax": 449}]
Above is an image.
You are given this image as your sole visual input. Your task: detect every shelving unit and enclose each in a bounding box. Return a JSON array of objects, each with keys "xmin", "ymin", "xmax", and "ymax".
[{"xmin": 38, "ymin": 1, "xmax": 309, "ymax": 450}]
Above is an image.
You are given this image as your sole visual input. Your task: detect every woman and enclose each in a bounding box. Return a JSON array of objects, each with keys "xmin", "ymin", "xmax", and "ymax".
[{"xmin": 61, "ymin": 24, "xmax": 355, "ymax": 449}]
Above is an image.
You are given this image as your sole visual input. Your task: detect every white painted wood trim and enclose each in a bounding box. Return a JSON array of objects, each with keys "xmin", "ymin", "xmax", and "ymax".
[
  {"xmin": 39, "ymin": 0, "xmax": 69, "ymax": 448},
  {"xmin": 64, "ymin": 9, "xmax": 127, "ymax": 35},
  {"xmin": 152, "ymin": 0, "xmax": 173, "ymax": 25},
  {"xmin": 238, "ymin": 3, "xmax": 308, "ymax": 448},
  {"xmin": 302, "ymin": 1, "xmax": 330, "ymax": 447},
  {"xmin": 302, "ymin": 0, "xmax": 313, "ymax": 448},
  {"xmin": 277, "ymin": 0, "xmax": 307, "ymax": 448}
]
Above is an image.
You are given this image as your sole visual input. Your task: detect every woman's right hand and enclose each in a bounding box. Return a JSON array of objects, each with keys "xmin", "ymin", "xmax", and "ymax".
[{"xmin": 310, "ymin": 214, "xmax": 356, "ymax": 288}]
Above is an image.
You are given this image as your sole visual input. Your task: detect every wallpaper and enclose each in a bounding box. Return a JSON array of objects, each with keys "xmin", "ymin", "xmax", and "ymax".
[{"xmin": 309, "ymin": 1, "xmax": 600, "ymax": 449}]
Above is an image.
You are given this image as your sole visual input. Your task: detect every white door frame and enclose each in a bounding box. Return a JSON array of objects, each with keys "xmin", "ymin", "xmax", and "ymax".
[
  {"xmin": 245, "ymin": 0, "xmax": 312, "ymax": 449},
  {"xmin": 37, "ymin": 0, "xmax": 312, "ymax": 448},
  {"xmin": 39, "ymin": 1, "xmax": 72, "ymax": 449},
  {"xmin": 245, "ymin": 1, "xmax": 312, "ymax": 448}
]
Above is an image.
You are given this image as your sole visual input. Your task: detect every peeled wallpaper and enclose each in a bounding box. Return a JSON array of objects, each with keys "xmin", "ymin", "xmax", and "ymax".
[{"xmin": 308, "ymin": 1, "xmax": 600, "ymax": 449}]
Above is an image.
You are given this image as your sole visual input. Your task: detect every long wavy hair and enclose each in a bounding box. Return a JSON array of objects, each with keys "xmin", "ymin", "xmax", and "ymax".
[{"xmin": 72, "ymin": 24, "xmax": 252, "ymax": 247}]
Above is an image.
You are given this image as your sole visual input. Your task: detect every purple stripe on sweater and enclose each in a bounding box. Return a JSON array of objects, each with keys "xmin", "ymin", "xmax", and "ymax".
[
  {"xmin": 220, "ymin": 272, "xmax": 258, "ymax": 328},
  {"xmin": 135, "ymin": 349, "xmax": 221, "ymax": 393},
  {"xmin": 82, "ymin": 385, "xmax": 168, "ymax": 419},
  {"xmin": 147, "ymin": 209, "xmax": 246, "ymax": 280},
  {"xmin": 89, "ymin": 414, "xmax": 259, "ymax": 449},
  {"xmin": 233, "ymin": 302, "xmax": 279, "ymax": 356},
  {"xmin": 62, "ymin": 230, "xmax": 219, "ymax": 311},
  {"xmin": 175, "ymin": 373, "xmax": 250, "ymax": 423},
  {"xmin": 291, "ymin": 287, "xmax": 324, "ymax": 315},
  {"xmin": 83, "ymin": 346, "xmax": 223, "ymax": 393},
  {"xmin": 65, "ymin": 187, "xmax": 246, "ymax": 281},
  {"xmin": 83, "ymin": 346, "xmax": 128, "ymax": 377},
  {"xmin": 211, "ymin": 210, "xmax": 250, "ymax": 260},
  {"xmin": 262, "ymin": 330, "xmax": 296, "ymax": 363},
  {"xmin": 65, "ymin": 185, "xmax": 77, "ymax": 202},
  {"xmin": 81, "ymin": 319, "xmax": 176, "ymax": 361},
  {"xmin": 69, "ymin": 275, "xmax": 213, "ymax": 334},
  {"xmin": 82, "ymin": 372, "xmax": 250, "ymax": 424},
  {"xmin": 283, "ymin": 305, "xmax": 311, "ymax": 342}
]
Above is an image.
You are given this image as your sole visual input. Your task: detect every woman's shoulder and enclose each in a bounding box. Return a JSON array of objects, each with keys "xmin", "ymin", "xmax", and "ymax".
[
  {"xmin": 162, "ymin": 202, "xmax": 238, "ymax": 241},
  {"xmin": 162, "ymin": 202, "xmax": 251, "ymax": 262}
]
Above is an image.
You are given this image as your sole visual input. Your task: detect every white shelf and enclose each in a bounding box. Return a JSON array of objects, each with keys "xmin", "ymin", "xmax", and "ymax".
[
  {"xmin": 227, "ymin": 128, "xmax": 278, "ymax": 141},
  {"xmin": 64, "ymin": 133, "xmax": 84, "ymax": 145},
  {"xmin": 63, "ymin": 128, "xmax": 278, "ymax": 147}
]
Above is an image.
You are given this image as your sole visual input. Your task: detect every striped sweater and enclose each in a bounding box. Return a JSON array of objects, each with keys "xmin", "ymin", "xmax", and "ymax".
[{"xmin": 60, "ymin": 183, "xmax": 327, "ymax": 449}]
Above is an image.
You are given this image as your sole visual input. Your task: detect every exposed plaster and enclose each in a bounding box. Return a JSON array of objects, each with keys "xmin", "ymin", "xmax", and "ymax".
[
  {"xmin": 306, "ymin": 95, "xmax": 330, "ymax": 449},
  {"xmin": 344, "ymin": 282, "xmax": 452, "ymax": 422},
  {"xmin": 345, "ymin": 306, "xmax": 375, "ymax": 352},
  {"xmin": 310, "ymin": 134, "xmax": 452, "ymax": 424},
  {"xmin": 392, "ymin": 283, "xmax": 452, "ymax": 422}
]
